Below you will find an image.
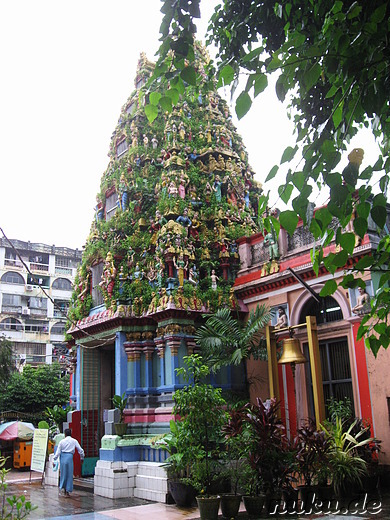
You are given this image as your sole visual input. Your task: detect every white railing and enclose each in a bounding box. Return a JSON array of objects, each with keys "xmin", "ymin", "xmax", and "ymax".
[
  {"xmin": 29, "ymin": 262, "xmax": 49, "ymax": 272},
  {"xmin": 55, "ymin": 266, "xmax": 72, "ymax": 275}
]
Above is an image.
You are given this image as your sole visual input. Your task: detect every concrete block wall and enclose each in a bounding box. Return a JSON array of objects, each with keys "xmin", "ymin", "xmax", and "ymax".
[
  {"xmin": 94, "ymin": 460, "xmax": 168, "ymax": 502},
  {"xmin": 45, "ymin": 454, "xmax": 59, "ymax": 487},
  {"xmin": 133, "ymin": 461, "xmax": 168, "ymax": 503},
  {"xmin": 94, "ymin": 460, "xmax": 135, "ymax": 499}
]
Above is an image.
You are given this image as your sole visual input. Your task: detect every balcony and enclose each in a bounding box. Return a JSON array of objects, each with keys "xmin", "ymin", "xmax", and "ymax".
[
  {"xmin": 4, "ymin": 258, "xmax": 23, "ymax": 269},
  {"xmin": 55, "ymin": 266, "xmax": 72, "ymax": 275},
  {"xmin": 29, "ymin": 262, "xmax": 49, "ymax": 273},
  {"xmin": 29, "ymin": 308, "xmax": 48, "ymax": 318},
  {"xmin": 1, "ymin": 305, "xmax": 22, "ymax": 315}
]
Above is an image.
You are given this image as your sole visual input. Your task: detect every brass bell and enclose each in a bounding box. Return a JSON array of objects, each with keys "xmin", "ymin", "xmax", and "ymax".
[
  {"xmin": 278, "ymin": 337, "xmax": 307, "ymax": 366},
  {"xmin": 138, "ymin": 217, "xmax": 148, "ymax": 230}
]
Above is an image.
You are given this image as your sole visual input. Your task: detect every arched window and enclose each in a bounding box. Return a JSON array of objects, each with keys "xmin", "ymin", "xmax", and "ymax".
[
  {"xmin": 0, "ymin": 317, "xmax": 23, "ymax": 331},
  {"xmin": 299, "ymin": 296, "xmax": 354, "ymax": 417},
  {"xmin": 51, "ymin": 322, "xmax": 66, "ymax": 335},
  {"xmin": 1, "ymin": 271, "xmax": 25, "ymax": 285},
  {"xmin": 52, "ymin": 278, "xmax": 72, "ymax": 291},
  {"xmin": 299, "ymin": 296, "xmax": 343, "ymax": 325}
]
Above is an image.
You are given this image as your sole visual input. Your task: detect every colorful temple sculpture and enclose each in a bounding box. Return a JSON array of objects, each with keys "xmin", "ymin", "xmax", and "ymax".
[
  {"xmin": 65, "ymin": 45, "xmax": 264, "ymax": 491},
  {"xmin": 64, "ymin": 44, "xmax": 390, "ymax": 500}
]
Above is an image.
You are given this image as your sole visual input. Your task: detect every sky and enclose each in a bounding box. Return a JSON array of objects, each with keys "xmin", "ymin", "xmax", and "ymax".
[{"xmin": 0, "ymin": 1, "xmax": 380, "ymax": 251}]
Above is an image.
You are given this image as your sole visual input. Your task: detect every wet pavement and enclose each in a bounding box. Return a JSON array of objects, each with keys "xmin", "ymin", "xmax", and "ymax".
[{"xmin": 4, "ymin": 470, "xmax": 390, "ymax": 519}]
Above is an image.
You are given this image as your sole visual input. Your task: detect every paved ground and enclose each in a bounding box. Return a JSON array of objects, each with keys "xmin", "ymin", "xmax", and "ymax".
[{"xmin": 4, "ymin": 470, "xmax": 390, "ymax": 519}]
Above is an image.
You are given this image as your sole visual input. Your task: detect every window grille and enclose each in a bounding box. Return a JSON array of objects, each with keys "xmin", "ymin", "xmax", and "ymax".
[
  {"xmin": 52, "ymin": 278, "xmax": 72, "ymax": 291},
  {"xmin": 105, "ymin": 192, "xmax": 118, "ymax": 221},
  {"xmin": 116, "ymin": 140, "xmax": 128, "ymax": 157},
  {"xmin": 0, "ymin": 318, "xmax": 23, "ymax": 331},
  {"xmin": 1, "ymin": 272, "xmax": 25, "ymax": 284},
  {"xmin": 304, "ymin": 338, "xmax": 354, "ymax": 419}
]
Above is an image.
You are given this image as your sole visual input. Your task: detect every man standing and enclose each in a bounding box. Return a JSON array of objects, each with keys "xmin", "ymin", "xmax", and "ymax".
[{"xmin": 53, "ymin": 428, "xmax": 84, "ymax": 497}]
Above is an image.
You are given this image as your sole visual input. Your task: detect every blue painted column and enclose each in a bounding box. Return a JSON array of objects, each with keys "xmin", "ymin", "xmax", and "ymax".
[
  {"xmin": 144, "ymin": 343, "xmax": 154, "ymax": 389},
  {"xmin": 168, "ymin": 338, "xmax": 181, "ymax": 386},
  {"xmin": 155, "ymin": 339, "xmax": 165, "ymax": 388},
  {"xmin": 75, "ymin": 345, "xmax": 81, "ymax": 411},
  {"xmin": 133, "ymin": 349, "xmax": 142, "ymax": 390},
  {"xmin": 115, "ymin": 332, "xmax": 128, "ymax": 396}
]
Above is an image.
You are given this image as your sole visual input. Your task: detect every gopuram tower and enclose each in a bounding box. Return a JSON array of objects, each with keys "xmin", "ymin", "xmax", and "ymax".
[{"xmin": 66, "ymin": 44, "xmax": 264, "ymax": 471}]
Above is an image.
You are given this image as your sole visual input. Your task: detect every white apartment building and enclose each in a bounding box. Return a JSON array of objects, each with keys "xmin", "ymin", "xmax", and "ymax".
[{"xmin": 0, "ymin": 238, "xmax": 81, "ymax": 368}]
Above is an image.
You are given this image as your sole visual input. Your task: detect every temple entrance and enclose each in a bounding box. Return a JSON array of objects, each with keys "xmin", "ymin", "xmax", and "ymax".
[{"xmin": 78, "ymin": 344, "xmax": 114, "ymax": 475}]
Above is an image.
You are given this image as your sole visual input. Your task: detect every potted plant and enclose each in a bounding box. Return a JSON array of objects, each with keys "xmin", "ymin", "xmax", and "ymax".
[
  {"xmin": 152, "ymin": 419, "xmax": 197, "ymax": 507},
  {"xmin": 173, "ymin": 354, "xmax": 228, "ymax": 520},
  {"xmin": 111, "ymin": 392, "xmax": 127, "ymax": 436},
  {"xmin": 294, "ymin": 419, "xmax": 331, "ymax": 510},
  {"xmin": 242, "ymin": 398, "xmax": 295, "ymax": 517},
  {"xmin": 219, "ymin": 407, "xmax": 247, "ymax": 520},
  {"xmin": 45, "ymin": 404, "xmax": 72, "ymax": 434},
  {"xmin": 321, "ymin": 417, "xmax": 375, "ymax": 499}
]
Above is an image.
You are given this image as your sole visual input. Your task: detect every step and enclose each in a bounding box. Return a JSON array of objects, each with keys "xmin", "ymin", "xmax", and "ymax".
[{"xmin": 73, "ymin": 477, "xmax": 94, "ymax": 493}]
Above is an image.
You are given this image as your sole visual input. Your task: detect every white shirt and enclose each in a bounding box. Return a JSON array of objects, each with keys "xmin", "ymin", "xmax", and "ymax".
[{"xmin": 54, "ymin": 436, "xmax": 84, "ymax": 460}]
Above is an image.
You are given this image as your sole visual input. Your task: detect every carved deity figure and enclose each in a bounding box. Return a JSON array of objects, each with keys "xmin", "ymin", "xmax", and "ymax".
[
  {"xmin": 263, "ymin": 231, "xmax": 279, "ymax": 260},
  {"xmin": 210, "ymin": 269, "xmax": 219, "ymax": 290},
  {"xmin": 173, "ymin": 253, "xmax": 188, "ymax": 287},
  {"xmin": 275, "ymin": 307, "xmax": 288, "ymax": 329},
  {"xmin": 352, "ymin": 287, "xmax": 370, "ymax": 314},
  {"xmin": 99, "ymin": 252, "xmax": 117, "ymax": 302}
]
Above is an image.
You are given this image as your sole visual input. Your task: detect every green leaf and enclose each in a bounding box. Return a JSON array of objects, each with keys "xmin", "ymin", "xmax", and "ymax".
[
  {"xmin": 332, "ymin": 102, "xmax": 343, "ymax": 129},
  {"xmin": 144, "ymin": 103, "xmax": 158, "ymax": 123},
  {"xmin": 379, "ymin": 175, "xmax": 389, "ymax": 193},
  {"xmin": 338, "ymin": 232, "xmax": 356, "ymax": 254},
  {"xmin": 319, "ymin": 279, "xmax": 338, "ymax": 297},
  {"xmin": 366, "ymin": 337, "xmax": 382, "ymax": 357},
  {"xmin": 167, "ymin": 88, "xmax": 180, "ymax": 105},
  {"xmin": 354, "ymin": 255, "xmax": 374, "ymax": 271},
  {"xmin": 340, "ymin": 273, "xmax": 360, "ymax": 289},
  {"xmin": 279, "ymin": 210, "xmax": 299, "ymax": 236},
  {"xmin": 188, "ymin": 1, "xmax": 201, "ymax": 17},
  {"xmin": 371, "ymin": 4, "xmax": 387, "ymax": 23},
  {"xmin": 323, "ymin": 253, "xmax": 337, "ymax": 274},
  {"xmin": 159, "ymin": 96, "xmax": 173, "ymax": 112},
  {"xmin": 180, "ymin": 66, "xmax": 197, "ymax": 86},
  {"xmin": 275, "ymin": 75, "xmax": 287, "ymax": 101},
  {"xmin": 371, "ymin": 205, "xmax": 387, "ymax": 228},
  {"xmin": 332, "ymin": 1, "xmax": 343, "ymax": 14},
  {"xmin": 359, "ymin": 166, "xmax": 373, "ymax": 181},
  {"xmin": 149, "ymin": 92, "xmax": 161, "ymax": 106},
  {"xmin": 333, "ymin": 249, "xmax": 349, "ymax": 267},
  {"xmin": 353, "ymin": 217, "xmax": 368, "ymax": 238},
  {"xmin": 170, "ymin": 76, "xmax": 185, "ymax": 94},
  {"xmin": 291, "ymin": 171, "xmax": 305, "ymax": 191},
  {"xmin": 242, "ymin": 46, "xmax": 263, "ymax": 63},
  {"xmin": 355, "ymin": 202, "xmax": 370, "ymax": 219},
  {"xmin": 235, "ymin": 91, "xmax": 252, "ymax": 119},
  {"xmin": 326, "ymin": 85, "xmax": 339, "ymax": 99},
  {"xmin": 373, "ymin": 193, "xmax": 387, "ymax": 206},
  {"xmin": 303, "ymin": 63, "xmax": 322, "ymax": 92},
  {"xmin": 347, "ymin": 2, "xmax": 363, "ymax": 19},
  {"xmin": 265, "ymin": 165, "xmax": 279, "ymax": 183},
  {"xmin": 254, "ymin": 74, "xmax": 268, "ymax": 97},
  {"xmin": 373, "ymin": 156, "xmax": 384, "ymax": 171},
  {"xmin": 278, "ymin": 183, "xmax": 294, "ymax": 204},
  {"xmin": 218, "ymin": 65, "xmax": 235, "ymax": 86},
  {"xmin": 269, "ymin": 216, "xmax": 280, "ymax": 237},
  {"xmin": 314, "ymin": 207, "xmax": 333, "ymax": 230},
  {"xmin": 281, "ymin": 145, "xmax": 298, "ymax": 164}
]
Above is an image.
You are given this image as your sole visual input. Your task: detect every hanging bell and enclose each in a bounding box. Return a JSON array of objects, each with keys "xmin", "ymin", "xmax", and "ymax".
[
  {"xmin": 278, "ymin": 337, "xmax": 307, "ymax": 365},
  {"xmin": 138, "ymin": 217, "xmax": 148, "ymax": 230}
]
